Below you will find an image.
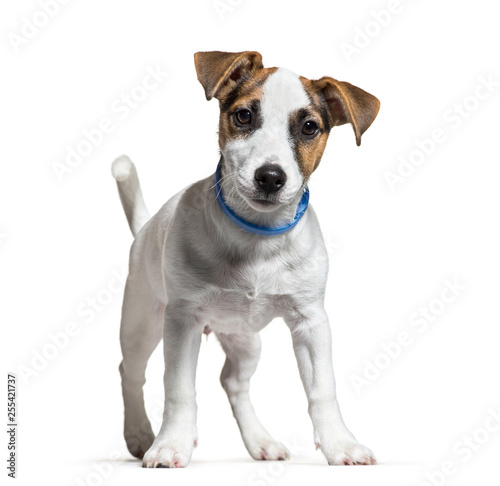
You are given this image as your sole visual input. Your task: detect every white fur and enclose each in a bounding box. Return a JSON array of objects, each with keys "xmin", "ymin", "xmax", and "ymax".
[{"xmin": 114, "ymin": 69, "xmax": 376, "ymax": 467}]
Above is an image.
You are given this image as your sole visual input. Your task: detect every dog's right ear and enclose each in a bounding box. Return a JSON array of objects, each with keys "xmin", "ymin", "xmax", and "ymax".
[{"xmin": 194, "ymin": 51, "xmax": 263, "ymax": 101}]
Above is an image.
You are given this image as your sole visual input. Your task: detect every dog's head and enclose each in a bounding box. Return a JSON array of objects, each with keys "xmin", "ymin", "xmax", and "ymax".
[{"xmin": 194, "ymin": 51, "xmax": 380, "ymax": 214}]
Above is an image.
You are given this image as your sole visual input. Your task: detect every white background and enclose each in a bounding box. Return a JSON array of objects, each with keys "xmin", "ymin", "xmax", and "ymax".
[{"xmin": 2, "ymin": 1, "xmax": 499, "ymax": 485}]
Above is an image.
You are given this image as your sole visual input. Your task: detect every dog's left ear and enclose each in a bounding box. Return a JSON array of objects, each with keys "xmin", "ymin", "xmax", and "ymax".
[
  {"xmin": 194, "ymin": 50, "xmax": 263, "ymax": 101},
  {"xmin": 312, "ymin": 77, "xmax": 380, "ymax": 146}
]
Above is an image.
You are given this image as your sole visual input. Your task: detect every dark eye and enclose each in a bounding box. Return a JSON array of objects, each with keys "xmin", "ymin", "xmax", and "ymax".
[
  {"xmin": 235, "ymin": 109, "xmax": 252, "ymax": 126},
  {"xmin": 302, "ymin": 120, "xmax": 319, "ymax": 137}
]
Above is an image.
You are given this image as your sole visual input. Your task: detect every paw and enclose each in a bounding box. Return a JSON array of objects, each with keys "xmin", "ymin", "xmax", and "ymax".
[
  {"xmin": 320, "ymin": 441, "xmax": 376, "ymax": 466},
  {"xmin": 246, "ymin": 438, "xmax": 290, "ymax": 461},
  {"xmin": 142, "ymin": 438, "xmax": 195, "ymax": 468},
  {"xmin": 124, "ymin": 421, "xmax": 155, "ymax": 459}
]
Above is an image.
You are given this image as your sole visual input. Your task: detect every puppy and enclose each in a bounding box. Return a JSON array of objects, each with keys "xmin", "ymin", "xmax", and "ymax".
[{"xmin": 112, "ymin": 50, "xmax": 380, "ymax": 468}]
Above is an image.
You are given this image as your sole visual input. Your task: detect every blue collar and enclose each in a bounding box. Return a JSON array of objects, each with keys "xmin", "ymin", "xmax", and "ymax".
[{"xmin": 214, "ymin": 162, "xmax": 309, "ymax": 236}]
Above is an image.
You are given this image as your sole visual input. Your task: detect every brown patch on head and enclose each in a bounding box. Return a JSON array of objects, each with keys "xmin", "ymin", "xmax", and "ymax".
[
  {"xmin": 293, "ymin": 130, "xmax": 329, "ymax": 178},
  {"xmin": 278, "ymin": 78, "xmax": 332, "ymax": 178},
  {"xmin": 217, "ymin": 67, "xmax": 277, "ymax": 150},
  {"xmin": 194, "ymin": 51, "xmax": 279, "ymax": 151}
]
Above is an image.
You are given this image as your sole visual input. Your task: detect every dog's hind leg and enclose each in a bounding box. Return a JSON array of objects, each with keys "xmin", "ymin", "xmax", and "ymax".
[
  {"xmin": 217, "ymin": 332, "xmax": 290, "ymax": 461},
  {"xmin": 119, "ymin": 275, "xmax": 163, "ymax": 459}
]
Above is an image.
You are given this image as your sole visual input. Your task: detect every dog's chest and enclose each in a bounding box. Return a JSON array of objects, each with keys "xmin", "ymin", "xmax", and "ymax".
[{"xmin": 199, "ymin": 259, "xmax": 298, "ymax": 333}]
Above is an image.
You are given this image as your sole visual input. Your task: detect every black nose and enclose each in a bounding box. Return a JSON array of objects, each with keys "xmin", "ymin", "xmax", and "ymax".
[{"xmin": 254, "ymin": 164, "xmax": 287, "ymax": 194}]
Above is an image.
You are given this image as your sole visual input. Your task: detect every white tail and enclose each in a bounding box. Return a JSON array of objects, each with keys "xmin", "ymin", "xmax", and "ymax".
[{"xmin": 111, "ymin": 155, "xmax": 150, "ymax": 237}]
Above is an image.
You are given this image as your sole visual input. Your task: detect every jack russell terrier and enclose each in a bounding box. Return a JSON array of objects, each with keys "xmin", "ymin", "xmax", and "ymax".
[{"xmin": 112, "ymin": 50, "xmax": 380, "ymax": 468}]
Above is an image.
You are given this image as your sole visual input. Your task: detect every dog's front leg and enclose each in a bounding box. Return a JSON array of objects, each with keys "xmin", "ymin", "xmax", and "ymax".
[
  {"xmin": 286, "ymin": 306, "xmax": 376, "ymax": 465},
  {"xmin": 142, "ymin": 306, "xmax": 203, "ymax": 468}
]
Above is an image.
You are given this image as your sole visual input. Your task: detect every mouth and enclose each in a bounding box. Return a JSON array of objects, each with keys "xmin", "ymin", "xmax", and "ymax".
[
  {"xmin": 242, "ymin": 194, "xmax": 280, "ymax": 212},
  {"xmin": 250, "ymin": 198, "xmax": 278, "ymax": 209}
]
